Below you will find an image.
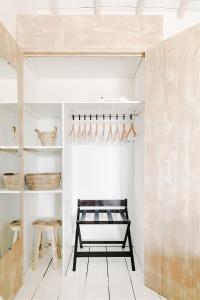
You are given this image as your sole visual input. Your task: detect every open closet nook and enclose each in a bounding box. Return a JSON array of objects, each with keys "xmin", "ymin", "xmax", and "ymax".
[
  {"xmin": 2, "ymin": 9, "xmax": 199, "ymax": 300},
  {"xmin": 20, "ymin": 55, "xmax": 145, "ymax": 274}
]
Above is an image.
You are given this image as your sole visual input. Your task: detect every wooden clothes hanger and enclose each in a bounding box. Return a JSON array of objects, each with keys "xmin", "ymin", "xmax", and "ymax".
[
  {"xmin": 94, "ymin": 115, "xmax": 99, "ymax": 142},
  {"xmin": 87, "ymin": 122, "xmax": 93, "ymax": 141},
  {"xmin": 113, "ymin": 124, "xmax": 120, "ymax": 142},
  {"xmin": 76, "ymin": 122, "xmax": 82, "ymax": 140},
  {"xmin": 121, "ymin": 123, "xmax": 127, "ymax": 142},
  {"xmin": 126, "ymin": 123, "xmax": 137, "ymax": 142},
  {"xmin": 81, "ymin": 123, "xmax": 86, "ymax": 141},
  {"xmin": 106, "ymin": 124, "xmax": 113, "ymax": 143},
  {"xmin": 106, "ymin": 115, "xmax": 113, "ymax": 143},
  {"xmin": 69, "ymin": 118, "xmax": 76, "ymax": 141}
]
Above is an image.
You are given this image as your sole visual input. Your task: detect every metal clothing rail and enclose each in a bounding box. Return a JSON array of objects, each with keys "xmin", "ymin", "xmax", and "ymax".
[{"xmin": 71, "ymin": 113, "xmax": 139, "ymax": 121}]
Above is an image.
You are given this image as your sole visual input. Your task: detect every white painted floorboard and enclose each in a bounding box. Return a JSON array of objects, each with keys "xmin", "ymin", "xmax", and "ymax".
[{"xmin": 15, "ymin": 247, "xmax": 166, "ymax": 300}]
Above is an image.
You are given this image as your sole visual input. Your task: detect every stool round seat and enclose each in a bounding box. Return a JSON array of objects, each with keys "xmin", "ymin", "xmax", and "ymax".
[
  {"xmin": 33, "ymin": 218, "xmax": 62, "ymax": 227},
  {"xmin": 32, "ymin": 218, "xmax": 62, "ymax": 270}
]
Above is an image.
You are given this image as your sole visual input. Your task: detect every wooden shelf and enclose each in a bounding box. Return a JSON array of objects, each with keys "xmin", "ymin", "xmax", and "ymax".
[
  {"xmin": 0, "ymin": 146, "xmax": 18, "ymax": 150},
  {"xmin": 24, "ymin": 146, "xmax": 63, "ymax": 151},
  {"xmin": 0, "ymin": 188, "xmax": 20, "ymax": 194},
  {"xmin": 24, "ymin": 188, "xmax": 62, "ymax": 194},
  {"xmin": 0, "ymin": 188, "xmax": 62, "ymax": 194}
]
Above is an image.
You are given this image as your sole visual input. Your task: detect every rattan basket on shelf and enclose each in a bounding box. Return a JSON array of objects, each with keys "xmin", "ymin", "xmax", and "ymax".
[
  {"xmin": 3, "ymin": 173, "xmax": 20, "ymax": 190},
  {"xmin": 25, "ymin": 173, "xmax": 61, "ymax": 190},
  {"xmin": 35, "ymin": 127, "xmax": 57, "ymax": 146}
]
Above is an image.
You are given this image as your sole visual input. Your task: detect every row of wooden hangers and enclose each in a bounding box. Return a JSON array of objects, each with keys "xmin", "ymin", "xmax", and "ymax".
[{"xmin": 69, "ymin": 114, "xmax": 137, "ymax": 143}]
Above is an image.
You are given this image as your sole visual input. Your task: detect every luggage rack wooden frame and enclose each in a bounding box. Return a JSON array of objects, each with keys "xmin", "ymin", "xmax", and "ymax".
[{"xmin": 72, "ymin": 198, "xmax": 135, "ymax": 271}]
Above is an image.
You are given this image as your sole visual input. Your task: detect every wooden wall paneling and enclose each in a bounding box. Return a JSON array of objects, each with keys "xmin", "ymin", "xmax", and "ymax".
[
  {"xmin": 192, "ymin": 24, "xmax": 200, "ymax": 300},
  {"xmin": 144, "ymin": 41, "xmax": 165, "ymax": 295},
  {"xmin": 163, "ymin": 24, "xmax": 200, "ymax": 300},
  {"xmin": 0, "ymin": 22, "xmax": 23, "ymax": 300},
  {"xmin": 145, "ymin": 23, "xmax": 200, "ymax": 300},
  {"xmin": 15, "ymin": 15, "xmax": 163, "ymax": 54},
  {"xmin": 0, "ymin": 23, "xmax": 21, "ymax": 70},
  {"xmin": 0, "ymin": 240, "xmax": 23, "ymax": 300}
]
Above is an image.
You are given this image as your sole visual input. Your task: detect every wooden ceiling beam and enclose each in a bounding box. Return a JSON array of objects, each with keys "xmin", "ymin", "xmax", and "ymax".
[
  {"xmin": 136, "ymin": 0, "xmax": 146, "ymax": 15},
  {"xmin": 95, "ymin": 0, "xmax": 101, "ymax": 15},
  {"xmin": 177, "ymin": 0, "xmax": 191, "ymax": 18},
  {"xmin": 49, "ymin": 0, "xmax": 59, "ymax": 15}
]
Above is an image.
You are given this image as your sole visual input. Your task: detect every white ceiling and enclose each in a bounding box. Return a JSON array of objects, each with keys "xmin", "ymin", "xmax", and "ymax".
[
  {"xmin": 14, "ymin": 0, "xmax": 200, "ymax": 15},
  {"xmin": 25, "ymin": 56, "xmax": 143, "ymax": 79}
]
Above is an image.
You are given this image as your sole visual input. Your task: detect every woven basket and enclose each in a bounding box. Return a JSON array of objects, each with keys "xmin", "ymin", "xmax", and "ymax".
[
  {"xmin": 25, "ymin": 173, "xmax": 61, "ymax": 190},
  {"xmin": 3, "ymin": 173, "xmax": 20, "ymax": 190},
  {"xmin": 35, "ymin": 127, "xmax": 57, "ymax": 146}
]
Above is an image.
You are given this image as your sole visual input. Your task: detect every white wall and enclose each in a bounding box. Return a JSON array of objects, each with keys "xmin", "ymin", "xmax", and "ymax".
[
  {"xmin": 71, "ymin": 143, "xmax": 130, "ymax": 241},
  {"xmin": 38, "ymin": 78, "xmax": 134, "ymax": 102},
  {"xmin": 0, "ymin": 79, "xmax": 17, "ymax": 103},
  {"xmin": 0, "ymin": 105, "xmax": 18, "ymax": 146},
  {"xmin": 24, "ymin": 64, "xmax": 38, "ymax": 102}
]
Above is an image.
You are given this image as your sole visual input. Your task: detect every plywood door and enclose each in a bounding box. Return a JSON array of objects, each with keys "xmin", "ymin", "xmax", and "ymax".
[
  {"xmin": 145, "ymin": 24, "xmax": 200, "ymax": 300},
  {"xmin": 0, "ymin": 23, "xmax": 23, "ymax": 300}
]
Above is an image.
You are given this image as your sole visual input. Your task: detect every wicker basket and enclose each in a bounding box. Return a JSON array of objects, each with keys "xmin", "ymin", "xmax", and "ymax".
[
  {"xmin": 35, "ymin": 127, "xmax": 57, "ymax": 146},
  {"xmin": 3, "ymin": 173, "xmax": 20, "ymax": 190},
  {"xmin": 25, "ymin": 173, "xmax": 61, "ymax": 190}
]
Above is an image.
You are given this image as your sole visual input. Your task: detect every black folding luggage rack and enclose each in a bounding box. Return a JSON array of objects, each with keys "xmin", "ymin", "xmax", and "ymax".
[{"xmin": 73, "ymin": 199, "xmax": 135, "ymax": 271}]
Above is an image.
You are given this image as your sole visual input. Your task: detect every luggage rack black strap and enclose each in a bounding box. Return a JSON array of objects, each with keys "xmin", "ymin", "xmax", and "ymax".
[
  {"xmin": 76, "ymin": 251, "xmax": 131, "ymax": 257},
  {"xmin": 77, "ymin": 208, "xmax": 129, "ymax": 224}
]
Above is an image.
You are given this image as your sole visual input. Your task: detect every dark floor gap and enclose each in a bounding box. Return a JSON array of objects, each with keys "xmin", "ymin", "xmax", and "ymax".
[{"xmin": 106, "ymin": 247, "xmax": 111, "ymax": 300}]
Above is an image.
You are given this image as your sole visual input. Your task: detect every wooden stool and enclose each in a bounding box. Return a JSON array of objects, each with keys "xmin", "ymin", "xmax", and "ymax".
[
  {"xmin": 32, "ymin": 218, "xmax": 62, "ymax": 270},
  {"xmin": 9, "ymin": 220, "xmax": 21, "ymax": 245}
]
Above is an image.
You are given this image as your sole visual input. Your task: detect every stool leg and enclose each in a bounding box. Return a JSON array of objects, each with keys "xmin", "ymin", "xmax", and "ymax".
[
  {"xmin": 73, "ymin": 223, "xmax": 79, "ymax": 271},
  {"xmin": 55, "ymin": 228, "xmax": 62, "ymax": 258},
  {"xmin": 32, "ymin": 230, "xmax": 42, "ymax": 270},
  {"xmin": 127, "ymin": 225, "xmax": 135, "ymax": 271},
  {"xmin": 51, "ymin": 229, "xmax": 58, "ymax": 269},
  {"xmin": 12, "ymin": 231, "xmax": 18, "ymax": 245},
  {"xmin": 39, "ymin": 231, "xmax": 44, "ymax": 258}
]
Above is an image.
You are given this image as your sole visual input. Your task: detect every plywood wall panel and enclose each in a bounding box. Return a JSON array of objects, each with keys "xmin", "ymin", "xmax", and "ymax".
[
  {"xmin": 144, "ymin": 41, "xmax": 165, "ymax": 295},
  {"xmin": 0, "ymin": 23, "xmax": 21, "ymax": 71},
  {"xmin": 0, "ymin": 22, "xmax": 23, "ymax": 300},
  {"xmin": 16, "ymin": 15, "xmax": 163, "ymax": 54},
  {"xmin": 0, "ymin": 239, "xmax": 23, "ymax": 300},
  {"xmin": 145, "ymin": 23, "xmax": 200, "ymax": 300}
]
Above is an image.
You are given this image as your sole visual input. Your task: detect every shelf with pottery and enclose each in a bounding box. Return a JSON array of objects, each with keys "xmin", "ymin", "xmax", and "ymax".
[
  {"xmin": 24, "ymin": 188, "xmax": 62, "ymax": 194},
  {"xmin": 0, "ymin": 188, "xmax": 20, "ymax": 194},
  {"xmin": 0, "ymin": 188, "xmax": 63, "ymax": 194},
  {"xmin": 24, "ymin": 146, "xmax": 63, "ymax": 151}
]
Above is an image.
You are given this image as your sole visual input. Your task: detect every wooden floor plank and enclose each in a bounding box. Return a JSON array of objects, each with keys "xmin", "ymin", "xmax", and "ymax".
[
  {"xmin": 15, "ymin": 255, "xmax": 52, "ymax": 300},
  {"xmin": 32, "ymin": 259, "xmax": 62, "ymax": 300},
  {"xmin": 15, "ymin": 246, "xmax": 167, "ymax": 300},
  {"xmin": 83, "ymin": 247, "xmax": 109, "ymax": 300},
  {"xmin": 124, "ymin": 251, "xmax": 162, "ymax": 300},
  {"xmin": 59, "ymin": 247, "xmax": 89, "ymax": 300},
  {"xmin": 107, "ymin": 247, "xmax": 136, "ymax": 300}
]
